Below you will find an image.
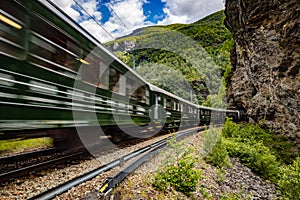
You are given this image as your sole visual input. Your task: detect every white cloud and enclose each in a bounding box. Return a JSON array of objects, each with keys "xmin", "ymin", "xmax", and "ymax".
[
  {"xmin": 48, "ymin": 0, "xmax": 225, "ymax": 42},
  {"xmin": 102, "ymin": 0, "xmax": 151, "ymax": 41},
  {"xmin": 51, "ymin": 0, "xmax": 81, "ymax": 21},
  {"xmin": 158, "ymin": 0, "xmax": 224, "ymax": 25},
  {"xmin": 51, "ymin": 0, "xmax": 151, "ymax": 42},
  {"xmin": 81, "ymin": 0, "xmax": 102, "ymax": 21}
]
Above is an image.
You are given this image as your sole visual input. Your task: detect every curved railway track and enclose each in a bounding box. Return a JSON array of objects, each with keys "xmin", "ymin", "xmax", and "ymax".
[
  {"xmin": 0, "ymin": 127, "xmax": 184, "ymax": 182},
  {"xmin": 29, "ymin": 126, "xmax": 205, "ymax": 200}
]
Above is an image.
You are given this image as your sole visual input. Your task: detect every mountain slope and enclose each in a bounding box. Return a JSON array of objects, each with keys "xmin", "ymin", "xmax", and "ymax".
[{"xmin": 105, "ymin": 10, "xmax": 234, "ymax": 105}]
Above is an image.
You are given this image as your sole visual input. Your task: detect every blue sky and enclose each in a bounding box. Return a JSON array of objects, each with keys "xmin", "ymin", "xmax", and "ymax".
[{"xmin": 51, "ymin": 0, "xmax": 225, "ymax": 42}]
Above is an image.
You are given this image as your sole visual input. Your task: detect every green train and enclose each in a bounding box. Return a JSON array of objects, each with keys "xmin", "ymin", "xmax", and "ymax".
[{"xmin": 0, "ymin": 0, "xmax": 241, "ymax": 149}]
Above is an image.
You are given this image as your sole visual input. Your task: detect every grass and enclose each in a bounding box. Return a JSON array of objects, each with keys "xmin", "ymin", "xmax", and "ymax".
[{"xmin": 0, "ymin": 137, "xmax": 53, "ymax": 156}]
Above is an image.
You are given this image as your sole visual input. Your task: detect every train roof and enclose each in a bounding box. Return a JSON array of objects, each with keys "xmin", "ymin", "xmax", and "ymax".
[
  {"xmin": 149, "ymin": 84, "xmax": 199, "ymax": 106},
  {"xmin": 38, "ymin": 0, "xmax": 149, "ymax": 85},
  {"xmin": 149, "ymin": 84, "xmax": 238, "ymax": 113}
]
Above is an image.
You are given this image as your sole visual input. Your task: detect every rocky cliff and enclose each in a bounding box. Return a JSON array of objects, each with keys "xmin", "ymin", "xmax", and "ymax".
[{"xmin": 224, "ymin": 0, "xmax": 300, "ymax": 141}]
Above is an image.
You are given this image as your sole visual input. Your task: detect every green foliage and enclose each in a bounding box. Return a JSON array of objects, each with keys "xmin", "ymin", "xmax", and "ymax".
[
  {"xmin": 222, "ymin": 119, "xmax": 281, "ymax": 181},
  {"xmin": 152, "ymin": 138, "xmax": 202, "ymax": 197},
  {"xmin": 277, "ymin": 157, "xmax": 300, "ymax": 199},
  {"xmin": 0, "ymin": 137, "xmax": 53, "ymax": 155},
  {"xmin": 221, "ymin": 119, "xmax": 300, "ymax": 199},
  {"xmin": 223, "ymin": 119, "xmax": 298, "ymax": 164},
  {"xmin": 199, "ymin": 119, "xmax": 300, "ymax": 199},
  {"xmin": 105, "ymin": 10, "xmax": 233, "ymax": 105},
  {"xmin": 224, "ymin": 139, "xmax": 279, "ymax": 181},
  {"xmin": 202, "ymin": 128, "xmax": 230, "ymax": 168},
  {"xmin": 220, "ymin": 191, "xmax": 251, "ymax": 200}
]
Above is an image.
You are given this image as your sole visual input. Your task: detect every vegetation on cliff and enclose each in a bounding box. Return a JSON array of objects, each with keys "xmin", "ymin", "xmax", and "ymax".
[{"xmin": 203, "ymin": 119, "xmax": 300, "ymax": 199}]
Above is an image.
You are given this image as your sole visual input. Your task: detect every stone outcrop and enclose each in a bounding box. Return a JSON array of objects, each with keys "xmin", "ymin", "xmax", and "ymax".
[{"xmin": 224, "ymin": 0, "xmax": 300, "ymax": 141}]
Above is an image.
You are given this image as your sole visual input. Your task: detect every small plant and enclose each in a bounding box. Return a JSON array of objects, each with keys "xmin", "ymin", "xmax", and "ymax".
[
  {"xmin": 152, "ymin": 140, "xmax": 202, "ymax": 197},
  {"xmin": 216, "ymin": 167, "xmax": 226, "ymax": 183},
  {"xmin": 220, "ymin": 191, "xmax": 252, "ymax": 200},
  {"xmin": 202, "ymin": 128, "xmax": 230, "ymax": 168},
  {"xmin": 199, "ymin": 187, "xmax": 213, "ymax": 199},
  {"xmin": 277, "ymin": 157, "xmax": 300, "ymax": 199}
]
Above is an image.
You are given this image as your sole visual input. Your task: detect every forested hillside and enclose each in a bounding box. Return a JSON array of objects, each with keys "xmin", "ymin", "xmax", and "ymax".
[{"xmin": 105, "ymin": 10, "xmax": 234, "ymax": 105}]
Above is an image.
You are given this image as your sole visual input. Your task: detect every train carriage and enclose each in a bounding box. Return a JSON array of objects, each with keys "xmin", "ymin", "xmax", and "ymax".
[
  {"xmin": 0, "ymin": 0, "xmax": 153, "ymax": 145},
  {"xmin": 149, "ymin": 84, "xmax": 200, "ymax": 131},
  {"xmin": 0, "ymin": 0, "xmax": 242, "ymax": 150}
]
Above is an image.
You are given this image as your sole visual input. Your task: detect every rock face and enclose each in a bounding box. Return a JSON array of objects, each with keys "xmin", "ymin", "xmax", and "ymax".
[{"xmin": 224, "ymin": 0, "xmax": 300, "ymax": 141}]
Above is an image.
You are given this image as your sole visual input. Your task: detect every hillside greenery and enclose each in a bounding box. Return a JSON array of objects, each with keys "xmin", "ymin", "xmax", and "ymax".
[
  {"xmin": 105, "ymin": 10, "xmax": 234, "ymax": 105},
  {"xmin": 202, "ymin": 119, "xmax": 300, "ymax": 199}
]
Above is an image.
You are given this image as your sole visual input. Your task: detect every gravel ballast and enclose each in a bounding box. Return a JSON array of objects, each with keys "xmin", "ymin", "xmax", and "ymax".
[
  {"xmin": 110, "ymin": 133, "xmax": 279, "ymax": 200},
  {"xmin": 0, "ymin": 130, "xmax": 279, "ymax": 199}
]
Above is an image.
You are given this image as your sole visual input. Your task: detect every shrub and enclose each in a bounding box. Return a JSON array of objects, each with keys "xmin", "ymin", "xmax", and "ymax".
[
  {"xmin": 277, "ymin": 157, "xmax": 300, "ymax": 199},
  {"xmin": 222, "ymin": 118, "xmax": 298, "ymax": 164},
  {"xmin": 152, "ymin": 148, "xmax": 202, "ymax": 196},
  {"xmin": 202, "ymin": 128, "xmax": 230, "ymax": 168},
  {"xmin": 224, "ymin": 139, "xmax": 279, "ymax": 182}
]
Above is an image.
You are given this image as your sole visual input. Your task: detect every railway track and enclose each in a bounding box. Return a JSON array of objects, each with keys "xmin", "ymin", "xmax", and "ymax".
[
  {"xmin": 0, "ymin": 132, "xmax": 165, "ymax": 183},
  {"xmin": 0, "ymin": 148, "xmax": 57, "ymax": 165},
  {"xmin": 0, "ymin": 149, "xmax": 90, "ymax": 182},
  {"xmin": 29, "ymin": 126, "xmax": 205, "ymax": 200}
]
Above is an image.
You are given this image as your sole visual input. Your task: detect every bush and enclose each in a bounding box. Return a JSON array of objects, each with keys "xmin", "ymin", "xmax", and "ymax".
[
  {"xmin": 224, "ymin": 139, "xmax": 279, "ymax": 181},
  {"xmin": 221, "ymin": 119, "xmax": 300, "ymax": 197},
  {"xmin": 202, "ymin": 129, "xmax": 230, "ymax": 168},
  {"xmin": 277, "ymin": 157, "xmax": 300, "ymax": 199},
  {"xmin": 152, "ymin": 148, "xmax": 202, "ymax": 196},
  {"xmin": 222, "ymin": 118, "xmax": 298, "ymax": 164}
]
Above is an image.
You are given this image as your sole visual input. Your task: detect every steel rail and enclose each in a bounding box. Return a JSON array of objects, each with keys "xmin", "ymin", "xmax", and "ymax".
[
  {"xmin": 0, "ymin": 147, "xmax": 56, "ymax": 164},
  {"xmin": 0, "ymin": 151, "xmax": 88, "ymax": 182},
  {"xmin": 98, "ymin": 126, "xmax": 205, "ymax": 198},
  {"xmin": 29, "ymin": 126, "xmax": 205, "ymax": 200}
]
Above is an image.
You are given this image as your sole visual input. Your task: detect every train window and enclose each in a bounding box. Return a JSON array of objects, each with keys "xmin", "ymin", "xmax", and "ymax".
[
  {"xmin": 126, "ymin": 80, "xmax": 147, "ymax": 104},
  {"xmin": 183, "ymin": 104, "xmax": 187, "ymax": 112},
  {"xmin": 201, "ymin": 109, "xmax": 210, "ymax": 116},
  {"xmin": 28, "ymin": 12, "xmax": 82, "ymax": 76},
  {"xmin": 139, "ymin": 86, "xmax": 149, "ymax": 104},
  {"xmin": 126, "ymin": 77, "xmax": 136, "ymax": 99},
  {"xmin": 119, "ymin": 76, "xmax": 126, "ymax": 95},
  {"xmin": 81, "ymin": 53, "xmax": 109, "ymax": 89},
  {"xmin": 166, "ymin": 99, "xmax": 172, "ymax": 110},
  {"xmin": 163, "ymin": 98, "xmax": 167, "ymax": 109},
  {"xmin": 108, "ymin": 66, "xmax": 126, "ymax": 95},
  {"xmin": 136, "ymin": 86, "xmax": 144, "ymax": 102},
  {"xmin": 109, "ymin": 67, "xmax": 120, "ymax": 93},
  {"xmin": 0, "ymin": 2, "xmax": 27, "ymax": 59},
  {"xmin": 98, "ymin": 61, "xmax": 109, "ymax": 89}
]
